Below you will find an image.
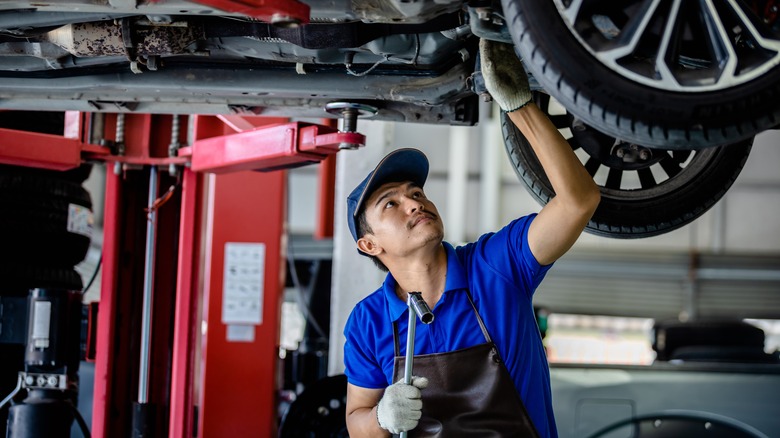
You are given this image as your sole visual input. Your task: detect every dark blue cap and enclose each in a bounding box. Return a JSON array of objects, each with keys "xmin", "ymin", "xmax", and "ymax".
[{"xmin": 347, "ymin": 148, "xmax": 429, "ymax": 243}]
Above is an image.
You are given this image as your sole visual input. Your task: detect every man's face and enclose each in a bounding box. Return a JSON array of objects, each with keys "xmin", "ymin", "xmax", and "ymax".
[{"xmin": 358, "ymin": 181, "xmax": 444, "ymax": 260}]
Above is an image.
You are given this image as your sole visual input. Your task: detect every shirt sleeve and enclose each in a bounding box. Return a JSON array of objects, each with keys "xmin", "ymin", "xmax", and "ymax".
[
  {"xmin": 477, "ymin": 214, "xmax": 553, "ymax": 299},
  {"xmin": 343, "ymin": 305, "xmax": 388, "ymax": 389}
]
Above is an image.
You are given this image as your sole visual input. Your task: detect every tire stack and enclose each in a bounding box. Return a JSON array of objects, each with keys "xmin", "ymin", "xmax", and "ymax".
[{"xmin": 0, "ymin": 163, "xmax": 94, "ymax": 437}]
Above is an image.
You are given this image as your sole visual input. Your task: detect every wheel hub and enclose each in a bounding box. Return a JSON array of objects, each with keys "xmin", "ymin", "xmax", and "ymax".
[{"xmin": 610, "ymin": 142, "xmax": 654, "ymax": 165}]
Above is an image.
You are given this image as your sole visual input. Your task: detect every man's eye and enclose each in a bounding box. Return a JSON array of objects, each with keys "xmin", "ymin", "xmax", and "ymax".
[
  {"xmin": 385, "ymin": 201, "xmax": 396, "ymax": 208},
  {"xmin": 413, "ymin": 191, "xmax": 424, "ymax": 198}
]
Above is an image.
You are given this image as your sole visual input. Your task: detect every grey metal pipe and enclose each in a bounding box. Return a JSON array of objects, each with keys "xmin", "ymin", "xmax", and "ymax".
[
  {"xmin": 401, "ymin": 292, "xmax": 434, "ymax": 438},
  {"xmin": 403, "ymin": 300, "xmax": 416, "ymax": 387},
  {"xmin": 138, "ymin": 166, "xmax": 159, "ymax": 403}
]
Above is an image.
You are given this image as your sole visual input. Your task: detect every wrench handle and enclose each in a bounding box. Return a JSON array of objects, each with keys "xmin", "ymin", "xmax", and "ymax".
[
  {"xmin": 400, "ymin": 305, "xmax": 416, "ymax": 438},
  {"xmin": 401, "ymin": 292, "xmax": 434, "ymax": 437}
]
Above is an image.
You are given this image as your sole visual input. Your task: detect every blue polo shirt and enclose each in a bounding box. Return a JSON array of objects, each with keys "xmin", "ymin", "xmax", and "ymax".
[{"xmin": 343, "ymin": 214, "xmax": 557, "ymax": 437}]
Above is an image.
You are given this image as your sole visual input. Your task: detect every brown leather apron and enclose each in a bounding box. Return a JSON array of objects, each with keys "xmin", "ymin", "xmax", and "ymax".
[{"xmin": 391, "ymin": 291, "xmax": 541, "ymax": 437}]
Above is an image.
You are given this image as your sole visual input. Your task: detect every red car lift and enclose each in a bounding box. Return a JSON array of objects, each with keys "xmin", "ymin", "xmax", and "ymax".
[{"xmin": 0, "ymin": 111, "xmax": 364, "ymax": 438}]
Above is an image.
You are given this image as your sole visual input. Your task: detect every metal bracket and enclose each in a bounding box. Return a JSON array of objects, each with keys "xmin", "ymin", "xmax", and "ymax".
[
  {"xmin": 0, "ymin": 374, "xmax": 22, "ymax": 410},
  {"xmin": 324, "ymin": 102, "xmax": 377, "ymax": 149},
  {"xmin": 19, "ymin": 372, "xmax": 69, "ymax": 391}
]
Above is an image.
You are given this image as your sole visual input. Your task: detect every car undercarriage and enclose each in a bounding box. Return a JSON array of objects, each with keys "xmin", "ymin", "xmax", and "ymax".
[{"xmin": 0, "ymin": 0, "xmax": 779, "ymax": 237}]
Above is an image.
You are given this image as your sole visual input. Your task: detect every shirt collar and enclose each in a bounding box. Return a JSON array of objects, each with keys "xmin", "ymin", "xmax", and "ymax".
[{"xmin": 383, "ymin": 242, "xmax": 469, "ymax": 322}]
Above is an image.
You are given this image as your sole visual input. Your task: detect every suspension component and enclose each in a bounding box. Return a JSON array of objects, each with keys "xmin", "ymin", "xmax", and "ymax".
[{"xmin": 324, "ymin": 102, "xmax": 378, "ymax": 149}]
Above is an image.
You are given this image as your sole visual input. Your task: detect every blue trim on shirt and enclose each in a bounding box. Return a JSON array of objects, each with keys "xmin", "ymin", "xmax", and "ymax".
[{"xmin": 343, "ymin": 214, "xmax": 558, "ymax": 437}]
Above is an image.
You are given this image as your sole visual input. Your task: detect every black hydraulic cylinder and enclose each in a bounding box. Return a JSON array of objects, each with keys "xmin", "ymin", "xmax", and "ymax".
[
  {"xmin": 132, "ymin": 402, "xmax": 156, "ymax": 438},
  {"xmin": 6, "ymin": 390, "xmax": 74, "ymax": 438},
  {"xmin": 6, "ymin": 288, "xmax": 85, "ymax": 438}
]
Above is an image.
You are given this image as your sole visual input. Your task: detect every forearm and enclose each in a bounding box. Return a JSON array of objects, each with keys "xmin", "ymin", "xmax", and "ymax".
[
  {"xmin": 508, "ymin": 104, "xmax": 600, "ymax": 210},
  {"xmin": 508, "ymin": 103, "xmax": 600, "ymax": 264},
  {"xmin": 347, "ymin": 406, "xmax": 392, "ymax": 438}
]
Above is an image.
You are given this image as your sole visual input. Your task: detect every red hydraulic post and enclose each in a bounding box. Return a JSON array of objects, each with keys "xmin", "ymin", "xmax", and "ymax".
[
  {"xmin": 91, "ymin": 167, "xmax": 123, "ymax": 438},
  {"xmin": 169, "ymin": 167, "xmax": 205, "ymax": 438},
  {"xmin": 91, "ymin": 114, "xmax": 187, "ymax": 438},
  {"xmin": 315, "ymin": 118, "xmax": 338, "ymax": 239},
  {"xmin": 195, "ymin": 116, "xmax": 288, "ymax": 438}
]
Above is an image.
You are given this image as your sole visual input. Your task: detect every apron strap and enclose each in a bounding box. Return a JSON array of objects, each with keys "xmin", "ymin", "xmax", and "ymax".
[
  {"xmin": 391, "ymin": 290, "xmax": 495, "ymax": 355},
  {"xmin": 392, "ymin": 321, "xmax": 401, "ymax": 357},
  {"xmin": 464, "ymin": 289, "xmax": 493, "ymax": 345}
]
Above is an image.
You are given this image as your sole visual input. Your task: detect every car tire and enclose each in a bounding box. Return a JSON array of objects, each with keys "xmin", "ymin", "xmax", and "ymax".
[
  {"xmin": 502, "ymin": 93, "xmax": 753, "ymax": 238},
  {"xmin": 0, "ymin": 264, "xmax": 84, "ymax": 296},
  {"xmin": 0, "ymin": 164, "xmax": 93, "ymax": 184},
  {"xmin": 279, "ymin": 374, "xmax": 348, "ymax": 438},
  {"xmin": 0, "ymin": 172, "xmax": 93, "ymax": 267},
  {"xmin": 500, "ymin": 0, "xmax": 780, "ymax": 150}
]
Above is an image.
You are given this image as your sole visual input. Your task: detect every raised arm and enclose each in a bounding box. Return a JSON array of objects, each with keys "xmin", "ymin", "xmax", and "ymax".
[
  {"xmin": 508, "ymin": 105, "xmax": 600, "ymax": 265},
  {"xmin": 480, "ymin": 39, "xmax": 600, "ymax": 265}
]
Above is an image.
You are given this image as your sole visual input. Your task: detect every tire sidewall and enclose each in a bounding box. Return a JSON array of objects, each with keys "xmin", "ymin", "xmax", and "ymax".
[{"xmin": 503, "ymin": 0, "xmax": 780, "ymax": 147}]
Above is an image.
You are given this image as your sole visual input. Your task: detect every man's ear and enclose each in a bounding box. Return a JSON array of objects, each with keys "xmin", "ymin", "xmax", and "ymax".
[{"xmin": 357, "ymin": 235, "xmax": 382, "ymax": 256}]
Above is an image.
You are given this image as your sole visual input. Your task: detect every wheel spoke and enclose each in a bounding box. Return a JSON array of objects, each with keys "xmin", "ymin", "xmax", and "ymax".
[
  {"xmin": 697, "ymin": 0, "xmax": 738, "ymax": 85},
  {"xmin": 659, "ymin": 151, "xmax": 683, "ymax": 178},
  {"xmin": 596, "ymin": 0, "xmax": 664, "ymax": 61},
  {"xmin": 584, "ymin": 157, "xmax": 601, "ymax": 177},
  {"xmin": 637, "ymin": 167, "xmax": 657, "ymax": 188},
  {"xmin": 549, "ymin": 114, "xmax": 571, "ymax": 129},
  {"xmin": 534, "ymin": 92, "xmax": 551, "ymax": 113},
  {"xmin": 669, "ymin": 150, "xmax": 692, "ymax": 164},
  {"xmin": 568, "ymin": 135, "xmax": 583, "ymax": 150},
  {"xmin": 717, "ymin": 0, "xmax": 780, "ymax": 79},
  {"xmin": 557, "ymin": 0, "xmax": 780, "ymax": 91},
  {"xmin": 558, "ymin": 0, "xmax": 585, "ymax": 29},
  {"xmin": 726, "ymin": 0, "xmax": 780, "ymax": 51},
  {"xmin": 653, "ymin": 0, "xmax": 683, "ymax": 87},
  {"xmin": 605, "ymin": 167, "xmax": 623, "ymax": 190}
]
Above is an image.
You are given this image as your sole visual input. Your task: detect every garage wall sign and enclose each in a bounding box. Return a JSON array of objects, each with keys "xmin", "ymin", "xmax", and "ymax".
[{"xmin": 222, "ymin": 242, "xmax": 265, "ymax": 328}]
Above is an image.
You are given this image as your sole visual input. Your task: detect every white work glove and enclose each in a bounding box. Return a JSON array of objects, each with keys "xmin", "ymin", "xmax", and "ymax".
[
  {"xmin": 479, "ymin": 39, "xmax": 533, "ymax": 112},
  {"xmin": 376, "ymin": 376, "xmax": 429, "ymax": 434}
]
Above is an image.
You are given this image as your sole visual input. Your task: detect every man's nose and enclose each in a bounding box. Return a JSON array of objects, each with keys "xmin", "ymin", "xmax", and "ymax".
[{"xmin": 404, "ymin": 196, "xmax": 425, "ymax": 213}]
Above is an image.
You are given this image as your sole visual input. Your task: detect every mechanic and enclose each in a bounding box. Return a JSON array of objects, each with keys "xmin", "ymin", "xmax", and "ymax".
[{"xmin": 342, "ymin": 39, "xmax": 601, "ymax": 437}]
